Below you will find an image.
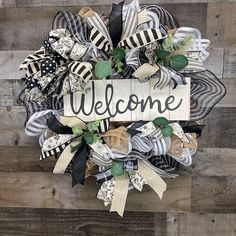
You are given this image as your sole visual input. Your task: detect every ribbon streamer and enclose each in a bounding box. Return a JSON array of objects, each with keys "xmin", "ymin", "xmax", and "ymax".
[
  {"xmin": 110, "ymin": 173, "xmax": 129, "ymax": 216},
  {"xmin": 109, "ymin": 1, "xmax": 124, "ymax": 47}
]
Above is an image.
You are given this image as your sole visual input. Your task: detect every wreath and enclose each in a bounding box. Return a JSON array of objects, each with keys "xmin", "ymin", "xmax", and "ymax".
[{"xmin": 19, "ymin": 0, "xmax": 226, "ymax": 216}]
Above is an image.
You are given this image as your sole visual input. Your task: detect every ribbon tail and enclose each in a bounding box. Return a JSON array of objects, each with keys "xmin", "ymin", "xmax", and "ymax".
[
  {"xmin": 53, "ymin": 140, "xmax": 79, "ymax": 174},
  {"xmin": 72, "ymin": 140, "xmax": 89, "ymax": 186},
  {"xmin": 138, "ymin": 160, "xmax": 167, "ymax": 199},
  {"xmin": 109, "ymin": 1, "xmax": 124, "ymax": 47},
  {"xmin": 110, "ymin": 173, "xmax": 129, "ymax": 217}
]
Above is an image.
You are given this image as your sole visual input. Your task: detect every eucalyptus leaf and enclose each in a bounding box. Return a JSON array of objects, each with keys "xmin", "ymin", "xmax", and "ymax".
[
  {"xmin": 111, "ymin": 161, "xmax": 125, "ymax": 176},
  {"xmin": 162, "ymin": 33, "xmax": 175, "ymax": 51},
  {"xmin": 95, "ymin": 60, "xmax": 112, "ymax": 79},
  {"xmin": 155, "ymin": 49, "xmax": 171, "ymax": 59},
  {"xmin": 87, "ymin": 120, "xmax": 100, "ymax": 132},
  {"xmin": 72, "ymin": 126, "xmax": 83, "ymax": 135},
  {"xmin": 84, "ymin": 131, "xmax": 94, "ymax": 144},
  {"xmin": 169, "ymin": 55, "xmax": 188, "ymax": 71},
  {"xmin": 112, "ymin": 48, "xmax": 126, "ymax": 61}
]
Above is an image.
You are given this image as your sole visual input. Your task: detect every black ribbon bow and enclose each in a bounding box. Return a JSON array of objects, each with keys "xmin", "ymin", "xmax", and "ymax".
[
  {"xmin": 47, "ymin": 115, "xmax": 89, "ymax": 186},
  {"xmin": 109, "ymin": 1, "xmax": 124, "ymax": 48}
]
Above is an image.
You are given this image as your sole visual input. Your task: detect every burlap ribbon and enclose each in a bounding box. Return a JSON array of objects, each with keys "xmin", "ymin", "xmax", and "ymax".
[{"xmin": 98, "ymin": 159, "xmax": 167, "ymax": 217}]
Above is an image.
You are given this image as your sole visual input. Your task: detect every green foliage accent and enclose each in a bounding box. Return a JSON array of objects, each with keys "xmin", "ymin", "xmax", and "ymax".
[
  {"xmin": 114, "ymin": 60, "xmax": 124, "ymax": 73},
  {"xmin": 161, "ymin": 125, "xmax": 173, "ymax": 137},
  {"xmin": 87, "ymin": 120, "xmax": 101, "ymax": 132},
  {"xmin": 93, "ymin": 134, "xmax": 102, "ymax": 143},
  {"xmin": 112, "ymin": 48, "xmax": 126, "ymax": 61},
  {"xmin": 162, "ymin": 33, "xmax": 193, "ymax": 52},
  {"xmin": 162, "ymin": 33, "xmax": 175, "ymax": 51},
  {"xmin": 152, "ymin": 117, "xmax": 169, "ymax": 129},
  {"xmin": 155, "ymin": 49, "xmax": 171, "ymax": 60},
  {"xmin": 83, "ymin": 131, "xmax": 94, "ymax": 144},
  {"xmin": 169, "ymin": 54, "xmax": 188, "ymax": 71},
  {"xmin": 72, "ymin": 126, "xmax": 83, "ymax": 135},
  {"xmin": 111, "ymin": 161, "xmax": 125, "ymax": 176},
  {"xmin": 95, "ymin": 60, "xmax": 112, "ymax": 79},
  {"xmin": 70, "ymin": 142, "xmax": 82, "ymax": 153}
]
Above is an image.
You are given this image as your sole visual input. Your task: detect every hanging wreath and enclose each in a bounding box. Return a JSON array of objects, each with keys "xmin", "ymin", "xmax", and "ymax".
[{"xmin": 19, "ymin": 0, "xmax": 226, "ymax": 216}]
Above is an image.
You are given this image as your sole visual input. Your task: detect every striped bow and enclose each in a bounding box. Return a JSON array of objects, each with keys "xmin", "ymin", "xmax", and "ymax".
[
  {"xmin": 41, "ymin": 114, "xmax": 110, "ymax": 186},
  {"xmin": 118, "ymin": 27, "xmax": 167, "ymax": 51}
]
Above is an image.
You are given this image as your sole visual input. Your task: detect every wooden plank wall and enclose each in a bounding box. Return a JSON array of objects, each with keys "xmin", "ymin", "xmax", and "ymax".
[{"xmin": 0, "ymin": 0, "xmax": 236, "ymax": 235}]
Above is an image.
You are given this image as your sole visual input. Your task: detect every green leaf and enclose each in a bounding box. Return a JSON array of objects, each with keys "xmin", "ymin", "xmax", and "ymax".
[
  {"xmin": 162, "ymin": 33, "xmax": 175, "ymax": 51},
  {"xmin": 95, "ymin": 60, "xmax": 112, "ymax": 79},
  {"xmin": 115, "ymin": 61, "xmax": 124, "ymax": 73},
  {"xmin": 72, "ymin": 126, "xmax": 83, "ymax": 135},
  {"xmin": 87, "ymin": 120, "xmax": 100, "ymax": 132},
  {"xmin": 111, "ymin": 161, "xmax": 125, "ymax": 176},
  {"xmin": 161, "ymin": 125, "xmax": 173, "ymax": 137},
  {"xmin": 93, "ymin": 134, "xmax": 102, "ymax": 143},
  {"xmin": 153, "ymin": 117, "xmax": 169, "ymax": 128},
  {"xmin": 169, "ymin": 55, "xmax": 188, "ymax": 71},
  {"xmin": 70, "ymin": 142, "xmax": 82, "ymax": 153},
  {"xmin": 155, "ymin": 49, "xmax": 171, "ymax": 59},
  {"xmin": 83, "ymin": 131, "xmax": 94, "ymax": 144},
  {"xmin": 112, "ymin": 48, "xmax": 126, "ymax": 61}
]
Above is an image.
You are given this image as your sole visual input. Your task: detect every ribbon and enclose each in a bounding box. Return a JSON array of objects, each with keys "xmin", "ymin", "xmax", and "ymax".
[
  {"xmin": 121, "ymin": 3, "xmax": 138, "ymax": 40},
  {"xmin": 97, "ymin": 159, "xmax": 167, "ymax": 217},
  {"xmin": 110, "ymin": 173, "xmax": 129, "ymax": 216},
  {"xmin": 118, "ymin": 28, "xmax": 167, "ymax": 50},
  {"xmin": 109, "ymin": 1, "xmax": 124, "ymax": 47},
  {"xmin": 132, "ymin": 63, "xmax": 159, "ymax": 82},
  {"xmin": 43, "ymin": 114, "xmax": 110, "ymax": 185},
  {"xmin": 71, "ymin": 139, "xmax": 90, "ymax": 186}
]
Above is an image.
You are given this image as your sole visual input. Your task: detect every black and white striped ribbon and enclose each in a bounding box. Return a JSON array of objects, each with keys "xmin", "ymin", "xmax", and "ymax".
[
  {"xmin": 69, "ymin": 61, "xmax": 93, "ymax": 83},
  {"xmin": 19, "ymin": 49, "xmax": 45, "ymax": 70},
  {"xmin": 90, "ymin": 26, "xmax": 112, "ymax": 53},
  {"xmin": 154, "ymin": 66, "xmax": 171, "ymax": 89},
  {"xmin": 25, "ymin": 109, "xmax": 59, "ymax": 137},
  {"xmin": 148, "ymin": 154, "xmax": 179, "ymax": 172},
  {"xmin": 118, "ymin": 28, "xmax": 167, "ymax": 50},
  {"xmin": 85, "ymin": 12, "xmax": 112, "ymax": 46},
  {"xmin": 173, "ymin": 27, "xmax": 210, "ymax": 62},
  {"xmin": 121, "ymin": 6, "xmax": 138, "ymax": 40},
  {"xmin": 185, "ymin": 70, "xmax": 226, "ymax": 120},
  {"xmin": 52, "ymin": 11, "xmax": 90, "ymax": 43},
  {"xmin": 40, "ymin": 140, "xmax": 71, "ymax": 160},
  {"xmin": 141, "ymin": 5, "xmax": 179, "ymax": 29}
]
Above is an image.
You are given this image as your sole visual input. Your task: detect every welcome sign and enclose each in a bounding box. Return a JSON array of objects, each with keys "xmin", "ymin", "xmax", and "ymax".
[{"xmin": 63, "ymin": 78, "xmax": 191, "ymax": 121}]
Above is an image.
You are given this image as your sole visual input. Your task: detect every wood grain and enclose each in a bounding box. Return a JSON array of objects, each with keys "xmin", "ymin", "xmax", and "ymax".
[
  {"xmin": 13, "ymin": 0, "xmax": 236, "ymax": 7},
  {"xmin": 169, "ymin": 212, "xmax": 236, "ymax": 236},
  {"xmin": 223, "ymin": 48, "xmax": 236, "ymax": 78},
  {"xmin": 1, "ymin": 106, "xmax": 236, "ymax": 147},
  {"xmin": 0, "ymin": 0, "xmax": 16, "ymax": 7},
  {"xmin": 178, "ymin": 148, "xmax": 236, "ymax": 176},
  {"xmin": 0, "ymin": 207, "xmax": 158, "ymax": 236},
  {"xmin": 0, "ymin": 51, "xmax": 32, "ymax": 80},
  {"xmin": 1, "ymin": 146, "xmax": 236, "ymax": 177},
  {"xmin": 0, "ymin": 146, "xmax": 55, "ymax": 172},
  {"xmin": 199, "ymin": 108, "xmax": 236, "ymax": 148},
  {"xmin": 207, "ymin": 3, "xmax": 236, "ymax": 47},
  {"xmin": 0, "ymin": 172, "xmax": 191, "ymax": 212},
  {"xmin": 0, "ymin": 79, "xmax": 22, "ymax": 106},
  {"xmin": 205, "ymin": 47, "xmax": 224, "ymax": 78},
  {"xmin": 191, "ymin": 176, "xmax": 236, "ymax": 213},
  {"xmin": 0, "ymin": 3, "xmax": 207, "ymax": 50}
]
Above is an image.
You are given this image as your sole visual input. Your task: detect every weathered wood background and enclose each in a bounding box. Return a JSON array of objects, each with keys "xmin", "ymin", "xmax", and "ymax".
[{"xmin": 0, "ymin": 0, "xmax": 236, "ymax": 235}]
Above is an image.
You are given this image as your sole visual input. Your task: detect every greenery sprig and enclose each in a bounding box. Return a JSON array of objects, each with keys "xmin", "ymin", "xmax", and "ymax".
[
  {"xmin": 95, "ymin": 48, "xmax": 126, "ymax": 79},
  {"xmin": 154, "ymin": 34, "xmax": 192, "ymax": 71},
  {"xmin": 70, "ymin": 120, "xmax": 102, "ymax": 153}
]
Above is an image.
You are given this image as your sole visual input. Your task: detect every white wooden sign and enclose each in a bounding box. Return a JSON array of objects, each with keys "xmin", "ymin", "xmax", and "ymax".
[{"xmin": 64, "ymin": 77, "xmax": 191, "ymax": 121}]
